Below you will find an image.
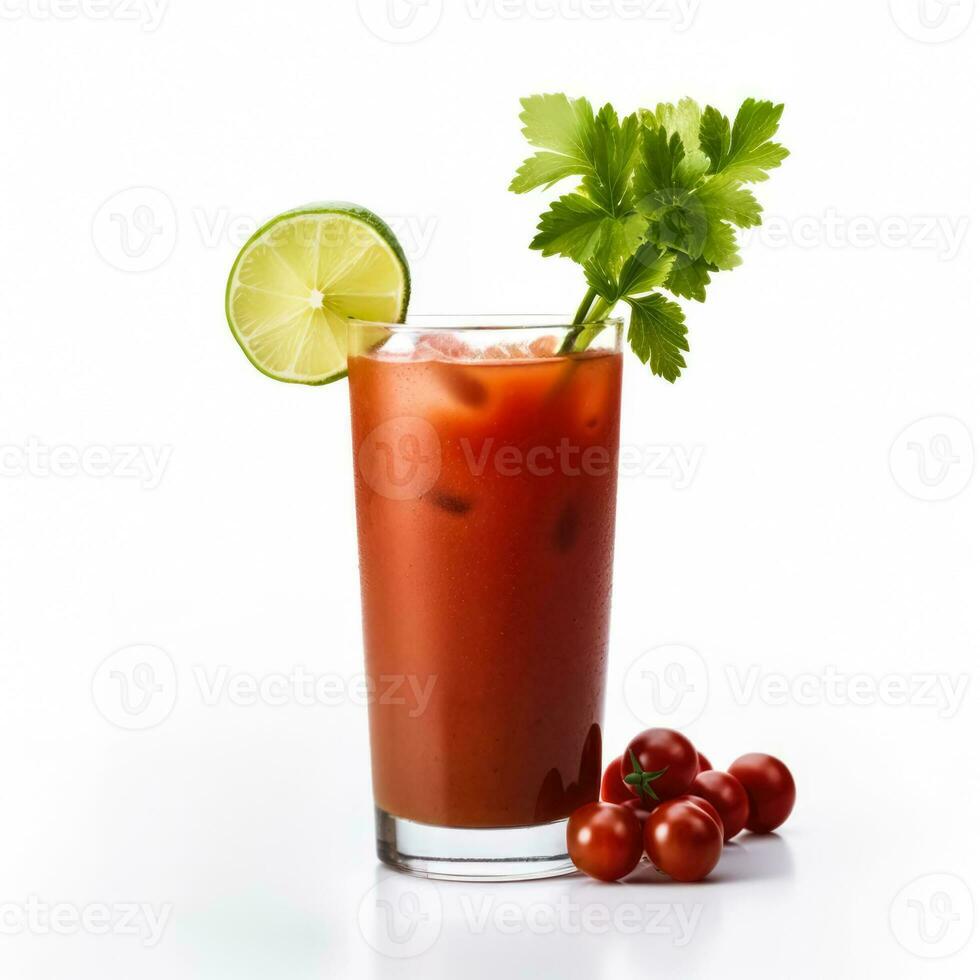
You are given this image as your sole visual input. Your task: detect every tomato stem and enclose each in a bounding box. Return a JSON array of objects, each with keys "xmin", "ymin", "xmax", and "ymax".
[{"xmin": 624, "ymin": 749, "xmax": 669, "ymax": 802}]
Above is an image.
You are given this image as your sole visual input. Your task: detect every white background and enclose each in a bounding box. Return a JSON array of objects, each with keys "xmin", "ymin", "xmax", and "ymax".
[{"xmin": 1, "ymin": 1, "xmax": 978, "ymax": 977}]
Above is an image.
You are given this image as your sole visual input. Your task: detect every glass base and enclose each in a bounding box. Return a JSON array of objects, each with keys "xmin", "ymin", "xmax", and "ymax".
[{"xmin": 375, "ymin": 807, "xmax": 576, "ymax": 881}]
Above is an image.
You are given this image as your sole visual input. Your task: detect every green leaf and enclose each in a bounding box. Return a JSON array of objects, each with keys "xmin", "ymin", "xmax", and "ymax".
[
  {"xmin": 702, "ymin": 218, "xmax": 741, "ymax": 270},
  {"xmin": 645, "ymin": 98, "xmax": 702, "ymax": 156},
  {"xmin": 597, "ymin": 212, "xmax": 648, "ymax": 273},
  {"xmin": 638, "ymin": 168, "xmax": 759, "ymax": 267},
  {"xmin": 513, "ymin": 91, "xmax": 788, "ymax": 382},
  {"xmin": 531, "ymin": 195, "xmax": 645, "ymax": 273},
  {"xmin": 665, "ymin": 255, "xmax": 714, "ymax": 303},
  {"xmin": 627, "ymin": 293, "xmax": 689, "ymax": 382},
  {"xmin": 585, "ymin": 243, "xmax": 675, "ymax": 304},
  {"xmin": 582, "ymin": 104, "xmax": 641, "ymax": 213},
  {"xmin": 642, "ymin": 98, "xmax": 710, "ymax": 183},
  {"xmin": 513, "ymin": 97, "xmax": 644, "ymax": 279},
  {"xmin": 583, "ymin": 258, "xmax": 620, "ymax": 304},
  {"xmin": 685, "ymin": 175, "xmax": 760, "ymax": 270},
  {"xmin": 633, "ymin": 125, "xmax": 688, "ymax": 201},
  {"xmin": 510, "ymin": 152, "xmax": 589, "ymax": 194},
  {"xmin": 698, "ymin": 174, "xmax": 762, "ymax": 228},
  {"xmin": 699, "ymin": 105, "xmax": 731, "ymax": 173},
  {"xmin": 531, "ymin": 194, "xmax": 607, "ymax": 259},
  {"xmin": 618, "ymin": 243, "xmax": 676, "ymax": 296},
  {"xmin": 640, "ymin": 193, "xmax": 708, "ymax": 260},
  {"xmin": 707, "ymin": 98, "xmax": 788, "ymax": 182},
  {"xmin": 510, "ymin": 96, "xmax": 640, "ymax": 213},
  {"xmin": 634, "ymin": 126, "xmax": 714, "ymax": 260},
  {"xmin": 510, "ymin": 93, "xmax": 596, "ymax": 193}
]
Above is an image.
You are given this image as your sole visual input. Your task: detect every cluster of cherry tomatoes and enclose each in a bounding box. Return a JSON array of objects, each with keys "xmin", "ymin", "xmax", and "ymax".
[{"xmin": 567, "ymin": 728, "xmax": 796, "ymax": 882}]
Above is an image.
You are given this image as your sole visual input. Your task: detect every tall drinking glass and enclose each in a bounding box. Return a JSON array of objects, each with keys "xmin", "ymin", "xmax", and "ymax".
[{"xmin": 347, "ymin": 316, "xmax": 623, "ymax": 880}]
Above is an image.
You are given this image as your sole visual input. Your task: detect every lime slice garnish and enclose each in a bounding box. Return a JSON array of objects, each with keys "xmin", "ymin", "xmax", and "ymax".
[{"xmin": 225, "ymin": 203, "xmax": 410, "ymax": 385}]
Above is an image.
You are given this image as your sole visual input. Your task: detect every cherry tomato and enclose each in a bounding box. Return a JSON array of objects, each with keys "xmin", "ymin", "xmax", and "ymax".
[
  {"xmin": 696, "ymin": 752, "xmax": 712, "ymax": 773},
  {"xmin": 728, "ymin": 754, "xmax": 796, "ymax": 833},
  {"xmin": 567, "ymin": 802, "xmax": 643, "ymax": 882},
  {"xmin": 691, "ymin": 770, "xmax": 750, "ymax": 840},
  {"xmin": 621, "ymin": 728, "xmax": 698, "ymax": 804},
  {"xmin": 644, "ymin": 798, "xmax": 723, "ymax": 882},
  {"xmin": 672, "ymin": 794, "xmax": 724, "ymax": 838},
  {"xmin": 600, "ymin": 758, "xmax": 633, "ymax": 804}
]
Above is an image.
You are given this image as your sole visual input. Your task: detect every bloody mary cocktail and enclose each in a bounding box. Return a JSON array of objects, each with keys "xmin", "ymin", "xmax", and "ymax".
[{"xmin": 348, "ymin": 318, "xmax": 622, "ymax": 880}]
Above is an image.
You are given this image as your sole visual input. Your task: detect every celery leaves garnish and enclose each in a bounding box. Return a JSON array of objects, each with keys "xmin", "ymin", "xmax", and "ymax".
[{"xmin": 511, "ymin": 94, "xmax": 788, "ymax": 381}]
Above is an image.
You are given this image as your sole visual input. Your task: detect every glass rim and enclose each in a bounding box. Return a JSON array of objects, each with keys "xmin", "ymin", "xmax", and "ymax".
[{"xmin": 347, "ymin": 314, "xmax": 623, "ymax": 332}]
